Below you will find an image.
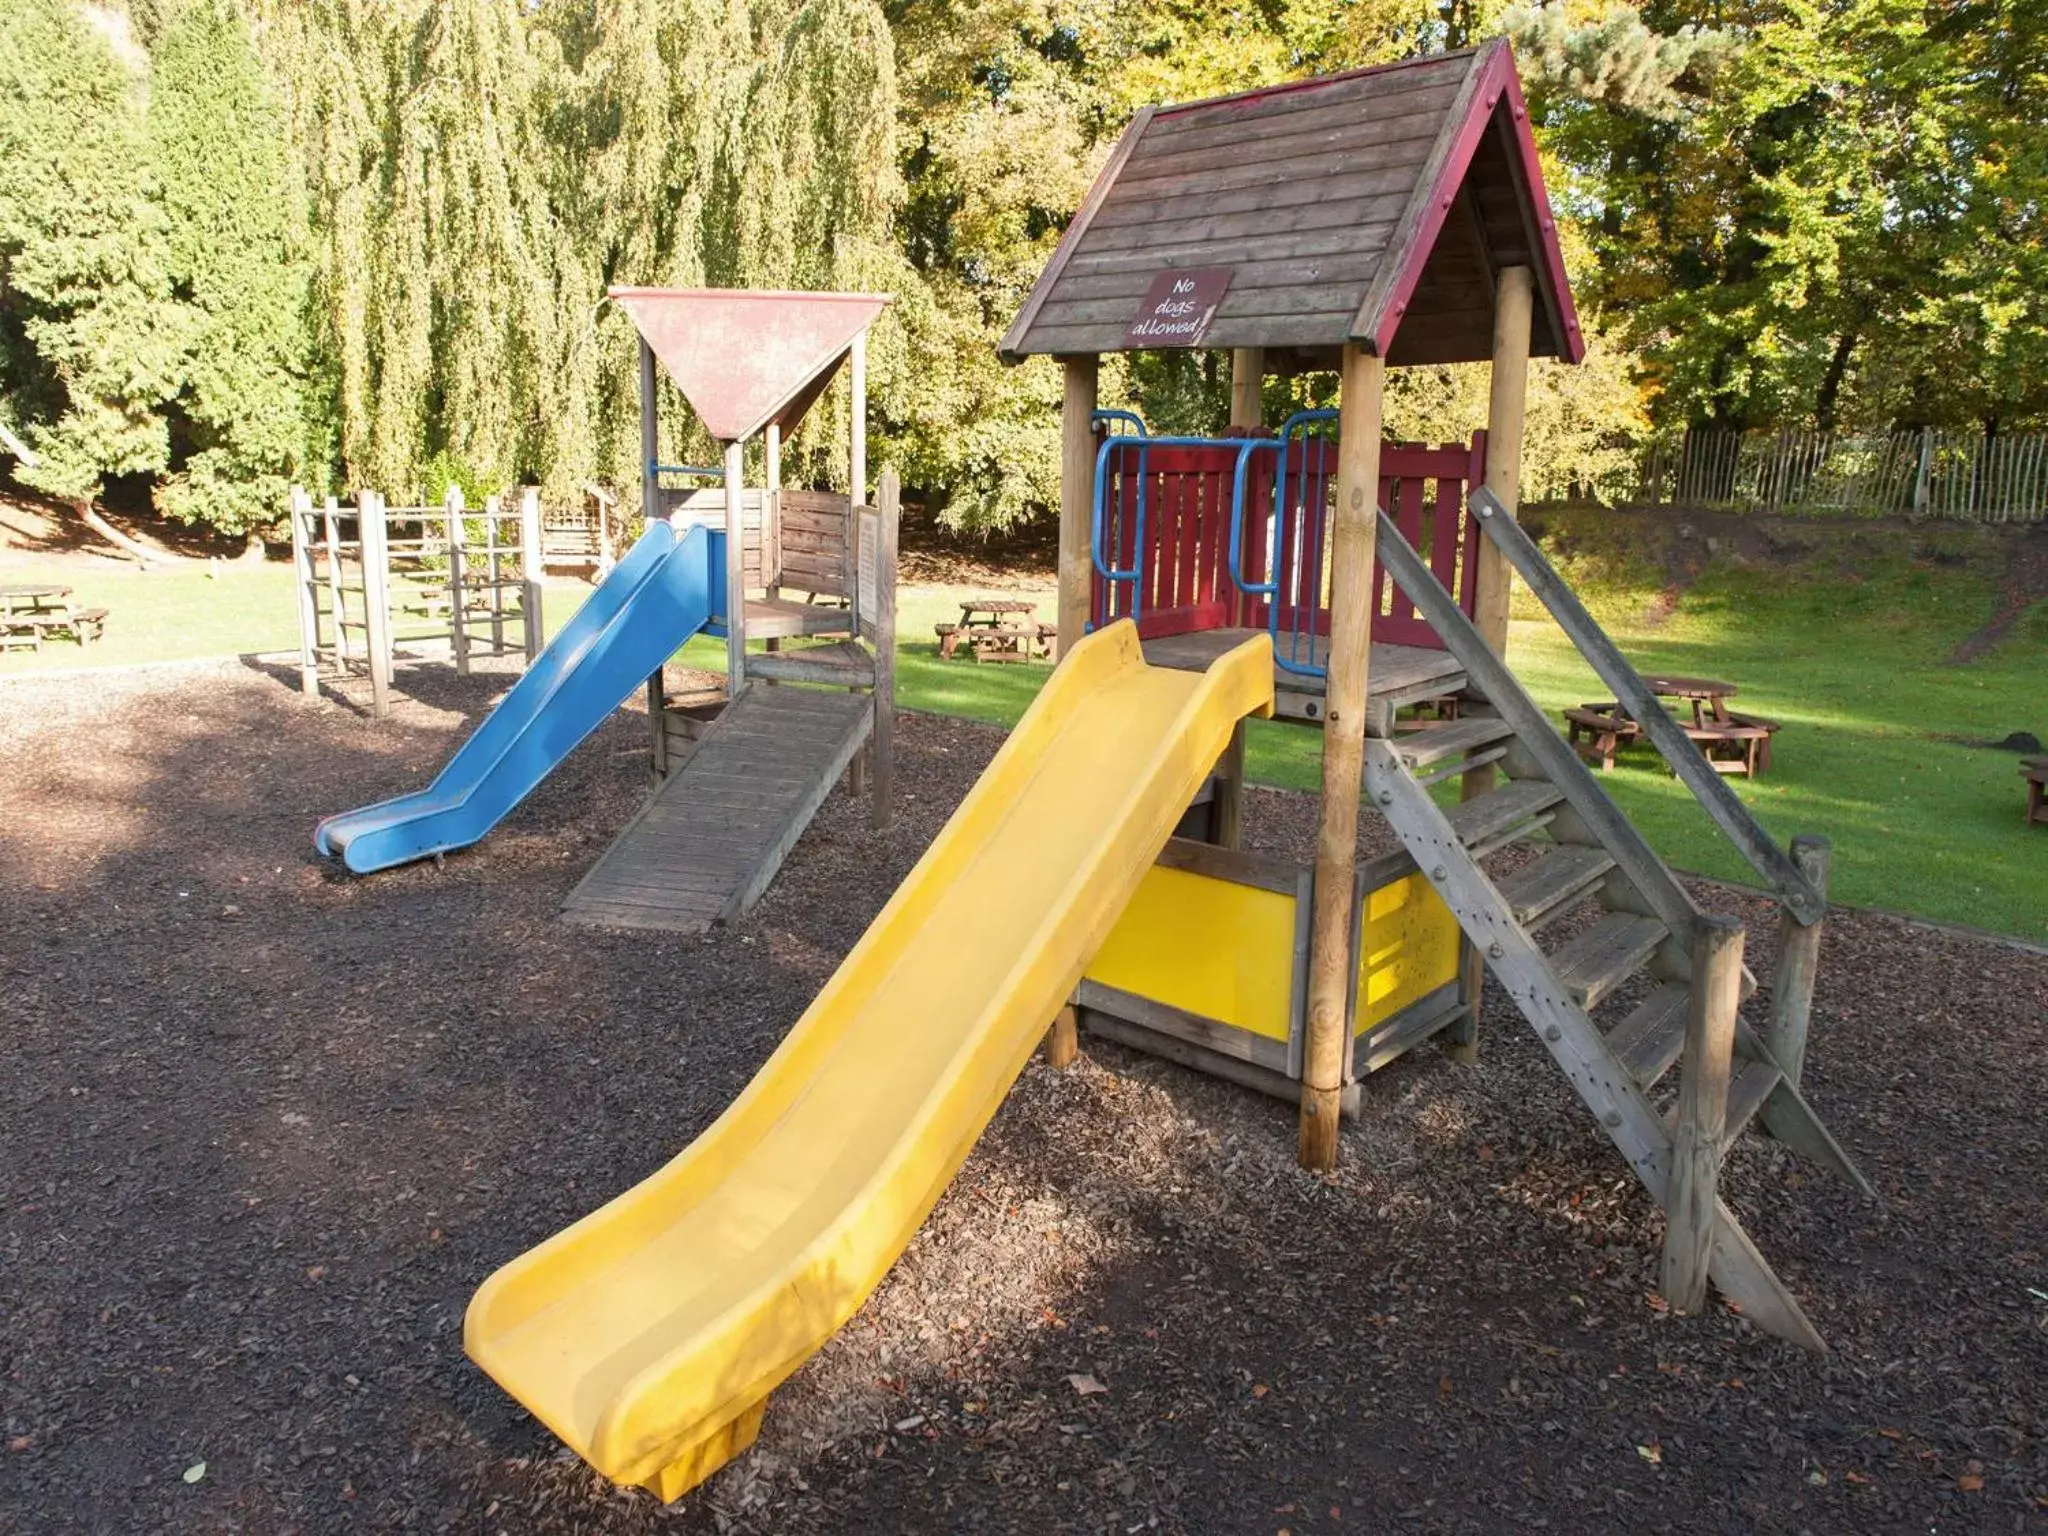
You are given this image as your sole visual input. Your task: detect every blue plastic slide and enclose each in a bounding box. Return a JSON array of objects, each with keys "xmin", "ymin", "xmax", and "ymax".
[{"xmin": 316, "ymin": 522, "xmax": 722, "ymax": 874}]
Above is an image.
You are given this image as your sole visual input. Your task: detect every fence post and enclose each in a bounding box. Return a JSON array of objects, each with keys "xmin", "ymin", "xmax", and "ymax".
[
  {"xmin": 444, "ymin": 486, "xmax": 469, "ymax": 677},
  {"xmin": 1912, "ymin": 427, "xmax": 1934, "ymax": 518},
  {"xmin": 361, "ymin": 491, "xmax": 394, "ymax": 720},
  {"xmin": 519, "ymin": 487, "xmax": 544, "ymax": 664},
  {"xmin": 1662, "ymin": 914, "xmax": 1746, "ymax": 1313},
  {"xmin": 290, "ymin": 487, "xmax": 320, "ymax": 699}
]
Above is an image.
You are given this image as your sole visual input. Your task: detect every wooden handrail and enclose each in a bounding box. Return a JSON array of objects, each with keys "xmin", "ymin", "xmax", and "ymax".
[
  {"xmin": 1372, "ymin": 510, "xmax": 1705, "ymax": 942},
  {"xmin": 1466, "ymin": 488, "xmax": 1827, "ymax": 926}
]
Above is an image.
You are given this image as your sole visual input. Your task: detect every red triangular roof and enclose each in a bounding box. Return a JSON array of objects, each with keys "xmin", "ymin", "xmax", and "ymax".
[{"xmin": 611, "ymin": 288, "xmax": 893, "ymax": 443}]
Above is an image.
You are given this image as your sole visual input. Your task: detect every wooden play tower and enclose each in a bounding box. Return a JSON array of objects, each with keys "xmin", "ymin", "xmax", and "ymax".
[
  {"xmin": 1004, "ymin": 41, "xmax": 1867, "ymax": 1343},
  {"xmin": 562, "ymin": 289, "xmax": 899, "ymax": 932}
]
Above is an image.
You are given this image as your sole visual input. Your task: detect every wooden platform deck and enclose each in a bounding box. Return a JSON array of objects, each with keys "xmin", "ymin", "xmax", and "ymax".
[
  {"xmin": 561, "ymin": 685, "xmax": 872, "ymax": 933},
  {"xmin": 1139, "ymin": 630, "xmax": 1467, "ymax": 716}
]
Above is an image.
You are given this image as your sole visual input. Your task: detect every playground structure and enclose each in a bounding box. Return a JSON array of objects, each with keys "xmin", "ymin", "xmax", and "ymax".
[
  {"xmin": 1001, "ymin": 38, "xmax": 1863, "ymax": 1324},
  {"xmin": 289, "ymin": 486, "xmax": 544, "ymax": 719},
  {"xmin": 559, "ymin": 287, "xmax": 899, "ymax": 930},
  {"xmin": 457, "ymin": 40, "xmax": 1870, "ymax": 1508},
  {"xmin": 315, "ymin": 286, "xmax": 898, "ymax": 911}
]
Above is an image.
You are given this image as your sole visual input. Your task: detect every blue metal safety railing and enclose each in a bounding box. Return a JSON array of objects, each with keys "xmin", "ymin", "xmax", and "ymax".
[
  {"xmin": 1227, "ymin": 409, "xmax": 1339, "ymax": 677},
  {"xmin": 1090, "ymin": 408, "xmax": 1149, "ymax": 439},
  {"xmin": 1091, "ymin": 432, "xmax": 1273, "ymax": 632}
]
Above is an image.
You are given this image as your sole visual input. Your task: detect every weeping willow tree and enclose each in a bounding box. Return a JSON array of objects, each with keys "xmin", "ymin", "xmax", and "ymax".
[
  {"xmin": 540, "ymin": 0, "xmax": 902, "ymax": 496},
  {"xmin": 230, "ymin": 0, "xmax": 900, "ymax": 509}
]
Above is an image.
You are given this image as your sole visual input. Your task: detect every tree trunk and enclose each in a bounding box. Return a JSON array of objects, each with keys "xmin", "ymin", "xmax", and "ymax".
[
  {"xmin": 76, "ymin": 500, "xmax": 187, "ymax": 567},
  {"xmin": 1815, "ymin": 331, "xmax": 1858, "ymax": 433}
]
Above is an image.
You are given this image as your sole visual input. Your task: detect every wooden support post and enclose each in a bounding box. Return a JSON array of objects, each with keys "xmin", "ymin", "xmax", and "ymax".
[
  {"xmin": 1228, "ymin": 347, "xmax": 1265, "ymax": 431},
  {"xmin": 1212, "ymin": 723, "xmax": 1246, "ymax": 849},
  {"xmin": 1766, "ymin": 836, "xmax": 1831, "ymax": 1089},
  {"xmin": 849, "ymin": 330, "xmax": 867, "ymax": 507},
  {"xmin": 641, "ymin": 337, "xmax": 668, "ymax": 757},
  {"xmin": 361, "ymin": 491, "xmax": 394, "ymax": 720},
  {"xmin": 519, "ymin": 487, "xmax": 543, "ymax": 664},
  {"xmin": 1662, "ymin": 914, "xmax": 1746, "ymax": 1314},
  {"xmin": 638, "ymin": 338, "xmax": 661, "ymax": 522},
  {"xmin": 1044, "ymin": 1004, "xmax": 1079, "ymax": 1068},
  {"xmin": 321, "ymin": 496, "xmax": 345, "ymax": 671},
  {"xmin": 290, "ymin": 487, "xmax": 320, "ymax": 699},
  {"xmin": 647, "ymin": 669, "xmax": 668, "ymax": 780},
  {"xmin": 484, "ymin": 493, "xmax": 505, "ymax": 655},
  {"xmin": 1299, "ymin": 344, "xmax": 1385, "ymax": 1172},
  {"xmin": 764, "ymin": 421, "xmax": 783, "ymax": 616},
  {"xmin": 722, "ymin": 437, "xmax": 747, "ymax": 692},
  {"xmin": 445, "ymin": 487, "xmax": 470, "ymax": 677},
  {"xmin": 871, "ymin": 468, "xmax": 900, "ymax": 829},
  {"xmin": 1452, "ymin": 263, "xmax": 1535, "ymax": 1063},
  {"xmin": 1213, "ymin": 348, "xmax": 1263, "ymax": 847},
  {"xmin": 1057, "ymin": 355, "xmax": 1100, "ymax": 660},
  {"xmin": 1473, "ymin": 265, "xmax": 1532, "ymax": 657}
]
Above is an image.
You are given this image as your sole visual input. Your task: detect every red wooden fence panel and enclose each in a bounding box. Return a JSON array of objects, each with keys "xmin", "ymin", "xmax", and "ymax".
[
  {"xmin": 1088, "ymin": 432, "xmax": 1486, "ymax": 656},
  {"xmin": 1093, "ymin": 441, "xmax": 1271, "ymax": 637}
]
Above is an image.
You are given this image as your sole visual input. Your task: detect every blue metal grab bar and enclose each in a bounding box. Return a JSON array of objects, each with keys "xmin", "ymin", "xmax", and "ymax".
[
  {"xmin": 1092, "ymin": 434, "xmax": 1273, "ymax": 630},
  {"xmin": 1090, "ymin": 409, "xmax": 1149, "ymax": 439},
  {"xmin": 1223, "ymin": 410, "xmax": 1339, "ymax": 676}
]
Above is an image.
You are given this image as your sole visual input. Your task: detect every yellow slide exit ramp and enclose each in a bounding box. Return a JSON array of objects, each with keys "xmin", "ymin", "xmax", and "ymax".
[{"xmin": 465, "ymin": 623, "xmax": 1274, "ymax": 1499}]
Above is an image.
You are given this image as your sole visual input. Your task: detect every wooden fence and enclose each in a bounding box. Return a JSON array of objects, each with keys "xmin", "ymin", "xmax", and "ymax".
[{"xmin": 1540, "ymin": 427, "xmax": 2048, "ymax": 522}]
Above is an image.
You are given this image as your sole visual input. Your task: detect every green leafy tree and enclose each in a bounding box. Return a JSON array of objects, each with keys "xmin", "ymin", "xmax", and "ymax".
[
  {"xmin": 0, "ymin": 0, "xmax": 182, "ymax": 512},
  {"xmin": 150, "ymin": 0, "xmax": 313, "ymax": 535}
]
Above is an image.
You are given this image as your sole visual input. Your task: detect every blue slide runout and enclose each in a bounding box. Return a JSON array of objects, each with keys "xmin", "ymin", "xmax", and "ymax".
[{"xmin": 316, "ymin": 522, "xmax": 721, "ymax": 874}]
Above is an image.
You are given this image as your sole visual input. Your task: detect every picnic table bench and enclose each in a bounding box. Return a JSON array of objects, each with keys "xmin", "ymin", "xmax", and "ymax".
[
  {"xmin": 2025, "ymin": 756, "xmax": 2047, "ymax": 827},
  {"xmin": 1566, "ymin": 675, "xmax": 1783, "ymax": 778},
  {"xmin": 1, "ymin": 584, "xmax": 107, "ymax": 651},
  {"xmin": 935, "ymin": 598, "xmax": 1054, "ymax": 663}
]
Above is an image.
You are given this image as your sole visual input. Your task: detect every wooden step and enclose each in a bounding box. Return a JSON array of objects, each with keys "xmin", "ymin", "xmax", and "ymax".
[
  {"xmin": 1605, "ymin": 983, "xmax": 1690, "ymax": 1087},
  {"xmin": 1494, "ymin": 844, "xmax": 1615, "ymax": 929},
  {"xmin": 1394, "ymin": 715, "xmax": 1515, "ymax": 770},
  {"xmin": 1445, "ymin": 778, "xmax": 1563, "ymax": 850},
  {"xmin": 1546, "ymin": 912, "xmax": 1668, "ymax": 1010},
  {"xmin": 746, "ymin": 640, "xmax": 875, "ymax": 687}
]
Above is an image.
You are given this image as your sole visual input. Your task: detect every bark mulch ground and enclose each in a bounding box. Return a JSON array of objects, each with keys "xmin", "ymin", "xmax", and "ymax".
[{"xmin": 2, "ymin": 660, "xmax": 2043, "ymax": 1534}]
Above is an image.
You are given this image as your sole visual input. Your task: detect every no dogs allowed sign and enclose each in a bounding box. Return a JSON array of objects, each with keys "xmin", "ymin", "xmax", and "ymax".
[{"xmin": 1123, "ymin": 267, "xmax": 1233, "ymax": 348}]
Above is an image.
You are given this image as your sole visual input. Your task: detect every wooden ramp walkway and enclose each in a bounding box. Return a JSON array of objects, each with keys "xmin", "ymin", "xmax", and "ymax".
[{"xmin": 561, "ymin": 685, "xmax": 872, "ymax": 933}]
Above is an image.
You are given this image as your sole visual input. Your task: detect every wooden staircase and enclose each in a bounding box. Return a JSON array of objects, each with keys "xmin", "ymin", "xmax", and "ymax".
[{"xmin": 1364, "ymin": 495, "xmax": 1871, "ymax": 1349}]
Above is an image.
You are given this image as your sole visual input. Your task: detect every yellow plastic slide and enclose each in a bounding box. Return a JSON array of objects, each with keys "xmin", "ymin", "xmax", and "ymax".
[{"xmin": 465, "ymin": 622, "xmax": 1275, "ymax": 1500}]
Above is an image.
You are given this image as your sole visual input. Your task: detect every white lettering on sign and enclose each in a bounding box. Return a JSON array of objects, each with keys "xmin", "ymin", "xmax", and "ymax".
[{"xmin": 1122, "ymin": 267, "xmax": 1234, "ymax": 349}]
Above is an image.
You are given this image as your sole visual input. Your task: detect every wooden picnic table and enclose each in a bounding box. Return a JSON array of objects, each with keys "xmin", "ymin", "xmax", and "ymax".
[
  {"xmin": 1, "ymin": 582, "xmax": 73, "ymax": 616},
  {"xmin": 1568, "ymin": 675, "xmax": 1783, "ymax": 777},
  {"xmin": 1, "ymin": 582, "xmax": 107, "ymax": 650},
  {"xmin": 936, "ymin": 598, "xmax": 1054, "ymax": 663},
  {"xmin": 1639, "ymin": 674, "xmax": 1738, "ymax": 727}
]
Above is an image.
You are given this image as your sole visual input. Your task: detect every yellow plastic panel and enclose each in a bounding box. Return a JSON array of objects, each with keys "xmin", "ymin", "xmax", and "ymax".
[
  {"xmin": 465, "ymin": 622, "xmax": 1274, "ymax": 1500},
  {"xmin": 1084, "ymin": 866, "xmax": 1297, "ymax": 1043},
  {"xmin": 1355, "ymin": 871, "xmax": 1462, "ymax": 1033}
]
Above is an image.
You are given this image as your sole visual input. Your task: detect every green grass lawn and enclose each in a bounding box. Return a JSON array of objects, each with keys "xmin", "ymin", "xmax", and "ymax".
[
  {"xmin": 880, "ymin": 557, "xmax": 2046, "ymax": 943},
  {"xmin": 7, "ymin": 541, "xmax": 2039, "ymax": 941},
  {"xmin": 0, "ymin": 562, "xmax": 606, "ymax": 674}
]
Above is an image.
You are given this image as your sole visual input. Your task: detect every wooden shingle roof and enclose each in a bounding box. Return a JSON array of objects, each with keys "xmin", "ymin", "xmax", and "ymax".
[{"xmin": 999, "ymin": 40, "xmax": 1583, "ymax": 369}]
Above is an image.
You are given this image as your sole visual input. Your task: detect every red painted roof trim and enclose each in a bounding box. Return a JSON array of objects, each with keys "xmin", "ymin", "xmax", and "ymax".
[{"xmin": 1360, "ymin": 41, "xmax": 1584, "ymax": 364}]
